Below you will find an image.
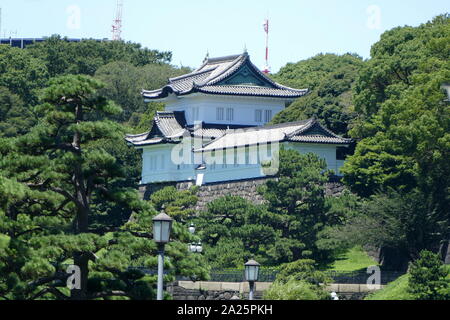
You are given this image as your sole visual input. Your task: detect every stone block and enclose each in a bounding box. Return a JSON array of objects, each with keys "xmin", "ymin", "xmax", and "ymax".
[
  {"xmin": 221, "ymin": 282, "xmax": 241, "ymax": 291},
  {"xmin": 360, "ymin": 284, "xmax": 385, "ymax": 292},
  {"xmin": 325, "ymin": 284, "xmax": 339, "ymax": 292},
  {"xmin": 199, "ymin": 281, "xmax": 222, "ymax": 291},
  {"xmin": 338, "ymin": 284, "xmax": 360, "ymax": 293},
  {"xmin": 255, "ymin": 282, "xmax": 272, "ymax": 291},
  {"xmin": 178, "ymin": 281, "xmax": 200, "ymax": 290},
  {"xmin": 240, "ymin": 282, "xmax": 249, "ymax": 293}
]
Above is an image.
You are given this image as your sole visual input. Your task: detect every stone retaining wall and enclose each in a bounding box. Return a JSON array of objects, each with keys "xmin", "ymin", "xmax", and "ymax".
[
  {"xmin": 140, "ymin": 177, "xmax": 346, "ymax": 211},
  {"xmin": 168, "ymin": 281, "xmax": 383, "ymax": 300},
  {"xmin": 168, "ymin": 281, "xmax": 270, "ymax": 300}
]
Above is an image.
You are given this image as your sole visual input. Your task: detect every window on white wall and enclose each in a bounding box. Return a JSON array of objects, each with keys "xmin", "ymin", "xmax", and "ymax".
[
  {"xmin": 222, "ymin": 149, "xmax": 227, "ymax": 168},
  {"xmin": 264, "ymin": 110, "xmax": 273, "ymax": 122},
  {"xmin": 216, "ymin": 107, "xmax": 224, "ymax": 121},
  {"xmin": 255, "ymin": 110, "xmax": 262, "ymax": 122},
  {"xmin": 149, "ymin": 155, "xmax": 157, "ymax": 171},
  {"xmin": 267, "ymin": 143, "xmax": 272, "ymax": 158},
  {"xmin": 192, "ymin": 107, "xmax": 199, "ymax": 121},
  {"xmin": 160, "ymin": 154, "xmax": 166, "ymax": 170},
  {"xmin": 245, "ymin": 146, "xmax": 250, "ymax": 165},
  {"xmin": 210, "ymin": 150, "xmax": 216, "ymax": 170},
  {"xmin": 226, "ymin": 108, "xmax": 234, "ymax": 121}
]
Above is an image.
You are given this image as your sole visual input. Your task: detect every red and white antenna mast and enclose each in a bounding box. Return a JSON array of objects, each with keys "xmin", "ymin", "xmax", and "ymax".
[
  {"xmin": 262, "ymin": 18, "xmax": 270, "ymax": 74},
  {"xmin": 112, "ymin": 0, "xmax": 123, "ymax": 41}
]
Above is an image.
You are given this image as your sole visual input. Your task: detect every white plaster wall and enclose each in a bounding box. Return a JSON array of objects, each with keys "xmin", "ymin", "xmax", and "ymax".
[
  {"xmin": 141, "ymin": 144, "xmax": 196, "ymax": 184},
  {"xmin": 140, "ymin": 142, "xmax": 345, "ymax": 185},
  {"xmin": 284, "ymin": 142, "xmax": 344, "ymax": 176},
  {"xmin": 164, "ymin": 94, "xmax": 286, "ymax": 126}
]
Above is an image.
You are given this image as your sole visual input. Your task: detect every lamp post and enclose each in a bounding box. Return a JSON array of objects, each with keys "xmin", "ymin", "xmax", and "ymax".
[
  {"xmin": 244, "ymin": 259, "xmax": 260, "ymax": 300},
  {"xmin": 442, "ymin": 83, "xmax": 450, "ymax": 102},
  {"xmin": 189, "ymin": 241, "xmax": 203, "ymax": 253},
  {"xmin": 153, "ymin": 212, "xmax": 173, "ymax": 301}
]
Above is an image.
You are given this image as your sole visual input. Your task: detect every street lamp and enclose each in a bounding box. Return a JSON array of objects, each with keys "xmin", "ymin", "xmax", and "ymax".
[
  {"xmin": 153, "ymin": 211, "xmax": 173, "ymax": 300},
  {"xmin": 189, "ymin": 241, "xmax": 203, "ymax": 253},
  {"xmin": 442, "ymin": 83, "xmax": 450, "ymax": 102},
  {"xmin": 195, "ymin": 241, "xmax": 203, "ymax": 253},
  {"xmin": 244, "ymin": 259, "xmax": 260, "ymax": 300},
  {"xmin": 188, "ymin": 223, "xmax": 196, "ymax": 234}
]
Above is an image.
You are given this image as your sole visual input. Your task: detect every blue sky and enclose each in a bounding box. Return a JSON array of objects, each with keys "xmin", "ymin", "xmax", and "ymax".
[{"xmin": 1, "ymin": 0, "xmax": 449, "ymax": 72}]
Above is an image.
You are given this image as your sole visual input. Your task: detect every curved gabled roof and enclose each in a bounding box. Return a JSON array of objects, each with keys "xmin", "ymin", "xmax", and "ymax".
[
  {"xmin": 125, "ymin": 111, "xmax": 253, "ymax": 147},
  {"xmin": 142, "ymin": 52, "xmax": 308, "ymax": 100},
  {"xmin": 193, "ymin": 118, "xmax": 352, "ymax": 152},
  {"xmin": 126, "ymin": 112, "xmax": 352, "ymax": 148}
]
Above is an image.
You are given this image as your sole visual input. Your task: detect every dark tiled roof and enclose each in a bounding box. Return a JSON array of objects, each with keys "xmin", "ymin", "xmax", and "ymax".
[
  {"xmin": 154, "ymin": 111, "xmax": 187, "ymax": 138},
  {"xmin": 142, "ymin": 52, "xmax": 308, "ymax": 100},
  {"xmin": 125, "ymin": 111, "xmax": 188, "ymax": 146},
  {"xmin": 126, "ymin": 112, "xmax": 352, "ymax": 148},
  {"xmin": 288, "ymin": 135, "xmax": 352, "ymax": 144},
  {"xmin": 196, "ymin": 85, "xmax": 308, "ymax": 98},
  {"xmin": 194, "ymin": 118, "xmax": 352, "ymax": 152},
  {"xmin": 125, "ymin": 111, "xmax": 254, "ymax": 146}
]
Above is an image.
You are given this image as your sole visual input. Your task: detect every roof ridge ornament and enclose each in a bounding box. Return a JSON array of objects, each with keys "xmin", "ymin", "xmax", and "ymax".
[{"xmin": 203, "ymin": 50, "xmax": 210, "ymax": 63}]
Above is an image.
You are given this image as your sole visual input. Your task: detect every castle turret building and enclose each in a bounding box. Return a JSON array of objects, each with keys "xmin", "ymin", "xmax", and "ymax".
[{"xmin": 126, "ymin": 52, "xmax": 351, "ymax": 187}]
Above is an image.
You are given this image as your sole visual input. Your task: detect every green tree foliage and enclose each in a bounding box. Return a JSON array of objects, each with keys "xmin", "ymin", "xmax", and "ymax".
[
  {"xmin": 272, "ymin": 53, "xmax": 364, "ymax": 135},
  {"xmin": 0, "ymin": 76, "xmax": 207, "ymax": 300},
  {"xmin": 343, "ymin": 15, "xmax": 450, "ymax": 200},
  {"xmin": 323, "ymin": 189, "xmax": 448, "ymax": 270},
  {"xmin": 408, "ymin": 250, "xmax": 450, "ymax": 300},
  {"xmin": 94, "ymin": 61, "xmax": 190, "ymax": 124},
  {"xmin": 264, "ymin": 259, "xmax": 330, "ymax": 300},
  {"xmin": 196, "ymin": 148, "xmax": 344, "ymax": 268},
  {"xmin": 149, "ymin": 186, "xmax": 198, "ymax": 222},
  {"xmin": 0, "ymin": 45, "xmax": 49, "ymax": 106},
  {"xmin": 0, "ymin": 87, "xmax": 36, "ymax": 138},
  {"xmin": 26, "ymin": 35, "xmax": 172, "ymax": 77},
  {"xmin": 340, "ymin": 18, "xmax": 450, "ymax": 269},
  {"xmin": 196, "ymin": 195, "xmax": 277, "ymax": 268},
  {"xmin": 262, "ymin": 148, "xmax": 336, "ymax": 263},
  {"xmin": 0, "ymin": 36, "xmax": 173, "ymax": 139},
  {"xmin": 263, "ymin": 280, "xmax": 327, "ymax": 300}
]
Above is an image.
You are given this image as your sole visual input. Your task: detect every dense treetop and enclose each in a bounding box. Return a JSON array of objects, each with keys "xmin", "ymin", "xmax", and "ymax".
[
  {"xmin": 272, "ymin": 53, "xmax": 364, "ymax": 136},
  {"xmin": 0, "ymin": 14, "xmax": 449, "ymax": 300}
]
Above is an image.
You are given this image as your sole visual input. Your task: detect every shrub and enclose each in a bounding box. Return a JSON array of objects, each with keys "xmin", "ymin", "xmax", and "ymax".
[{"xmin": 408, "ymin": 250, "xmax": 450, "ymax": 300}]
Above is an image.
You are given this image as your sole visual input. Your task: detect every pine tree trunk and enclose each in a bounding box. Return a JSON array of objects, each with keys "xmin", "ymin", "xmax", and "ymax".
[
  {"xmin": 71, "ymin": 252, "xmax": 89, "ymax": 300},
  {"xmin": 70, "ymin": 104, "xmax": 90, "ymax": 300}
]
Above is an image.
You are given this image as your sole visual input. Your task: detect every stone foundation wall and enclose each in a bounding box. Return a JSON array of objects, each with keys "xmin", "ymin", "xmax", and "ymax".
[
  {"xmin": 167, "ymin": 281, "xmax": 267, "ymax": 300},
  {"xmin": 140, "ymin": 177, "xmax": 346, "ymax": 212},
  {"xmin": 167, "ymin": 281, "xmax": 380, "ymax": 300}
]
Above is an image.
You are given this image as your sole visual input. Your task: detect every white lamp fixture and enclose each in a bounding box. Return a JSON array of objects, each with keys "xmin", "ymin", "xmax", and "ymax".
[
  {"xmin": 188, "ymin": 223, "xmax": 196, "ymax": 234},
  {"xmin": 244, "ymin": 259, "xmax": 260, "ymax": 282},
  {"xmin": 195, "ymin": 241, "xmax": 203, "ymax": 253},
  {"xmin": 152, "ymin": 212, "xmax": 173, "ymax": 244},
  {"xmin": 189, "ymin": 241, "xmax": 203, "ymax": 253},
  {"xmin": 442, "ymin": 84, "xmax": 450, "ymax": 102},
  {"xmin": 244, "ymin": 259, "xmax": 260, "ymax": 301}
]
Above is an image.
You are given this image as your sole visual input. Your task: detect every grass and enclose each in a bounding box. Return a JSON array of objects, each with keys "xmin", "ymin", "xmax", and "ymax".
[
  {"xmin": 365, "ymin": 264, "xmax": 450, "ymax": 300},
  {"xmin": 329, "ymin": 246, "xmax": 378, "ymax": 272},
  {"xmin": 365, "ymin": 273, "xmax": 413, "ymax": 300}
]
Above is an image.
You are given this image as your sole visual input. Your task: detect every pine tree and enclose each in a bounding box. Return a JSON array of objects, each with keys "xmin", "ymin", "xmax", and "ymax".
[{"xmin": 0, "ymin": 75, "xmax": 209, "ymax": 300}]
